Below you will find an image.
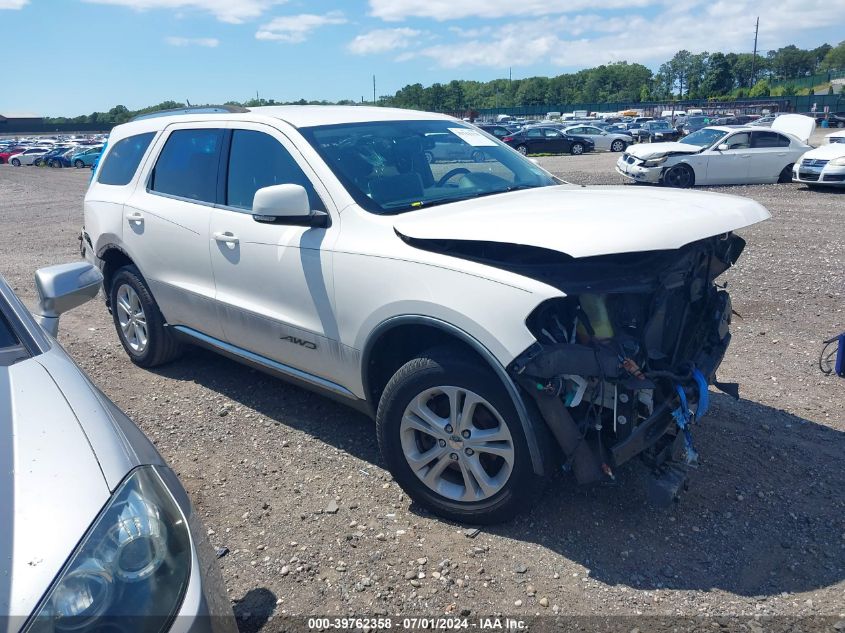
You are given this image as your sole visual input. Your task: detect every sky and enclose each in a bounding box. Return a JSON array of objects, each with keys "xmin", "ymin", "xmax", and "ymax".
[{"xmin": 1, "ymin": 0, "xmax": 842, "ymax": 117}]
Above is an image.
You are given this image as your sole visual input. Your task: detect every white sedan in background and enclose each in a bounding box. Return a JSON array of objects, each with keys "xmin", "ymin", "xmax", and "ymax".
[
  {"xmin": 793, "ymin": 129, "xmax": 845, "ymax": 188},
  {"xmin": 616, "ymin": 114, "xmax": 814, "ymax": 188},
  {"xmin": 562, "ymin": 124, "xmax": 632, "ymax": 152},
  {"xmin": 7, "ymin": 147, "xmax": 50, "ymax": 166}
]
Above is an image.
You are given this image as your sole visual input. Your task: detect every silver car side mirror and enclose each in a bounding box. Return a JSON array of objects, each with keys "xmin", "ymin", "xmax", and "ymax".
[
  {"xmin": 34, "ymin": 262, "xmax": 103, "ymax": 337},
  {"xmin": 717, "ymin": 144, "xmax": 729, "ymax": 152}
]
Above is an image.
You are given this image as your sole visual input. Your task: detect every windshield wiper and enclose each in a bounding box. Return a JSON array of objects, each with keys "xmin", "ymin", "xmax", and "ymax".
[{"xmin": 381, "ymin": 184, "xmax": 545, "ymax": 214}]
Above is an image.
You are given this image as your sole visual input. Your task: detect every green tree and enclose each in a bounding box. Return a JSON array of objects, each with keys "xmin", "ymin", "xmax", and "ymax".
[
  {"xmin": 749, "ymin": 78, "xmax": 771, "ymax": 97},
  {"xmin": 820, "ymin": 41, "xmax": 845, "ymax": 70},
  {"xmin": 702, "ymin": 52, "xmax": 733, "ymax": 96}
]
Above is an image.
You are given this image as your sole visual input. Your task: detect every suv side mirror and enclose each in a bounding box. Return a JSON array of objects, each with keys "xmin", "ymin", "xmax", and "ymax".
[
  {"xmin": 34, "ymin": 262, "xmax": 103, "ymax": 337},
  {"xmin": 252, "ymin": 184, "xmax": 328, "ymax": 228}
]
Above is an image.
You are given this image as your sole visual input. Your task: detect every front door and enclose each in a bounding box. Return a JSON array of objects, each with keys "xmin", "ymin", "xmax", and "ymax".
[
  {"xmin": 704, "ymin": 132, "xmax": 751, "ymax": 184},
  {"xmin": 209, "ymin": 123, "xmax": 340, "ymax": 379},
  {"xmin": 121, "ymin": 124, "xmax": 226, "ymax": 339}
]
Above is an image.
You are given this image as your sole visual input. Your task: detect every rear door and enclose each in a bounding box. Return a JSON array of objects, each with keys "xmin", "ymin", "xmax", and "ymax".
[
  {"xmin": 121, "ymin": 123, "xmax": 226, "ymax": 339},
  {"xmin": 747, "ymin": 130, "xmax": 792, "ymax": 183},
  {"xmin": 208, "ymin": 122, "xmax": 340, "ymax": 378}
]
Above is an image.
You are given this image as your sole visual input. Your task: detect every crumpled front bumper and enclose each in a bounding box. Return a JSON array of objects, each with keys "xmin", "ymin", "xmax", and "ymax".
[{"xmin": 615, "ymin": 155, "xmax": 663, "ymax": 183}]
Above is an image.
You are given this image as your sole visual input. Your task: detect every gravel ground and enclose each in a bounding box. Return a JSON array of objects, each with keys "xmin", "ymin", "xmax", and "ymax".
[{"xmin": 0, "ymin": 144, "xmax": 843, "ymax": 631}]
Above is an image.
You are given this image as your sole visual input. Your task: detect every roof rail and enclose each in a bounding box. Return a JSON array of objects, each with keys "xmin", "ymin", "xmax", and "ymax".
[{"xmin": 130, "ymin": 105, "xmax": 249, "ymax": 122}]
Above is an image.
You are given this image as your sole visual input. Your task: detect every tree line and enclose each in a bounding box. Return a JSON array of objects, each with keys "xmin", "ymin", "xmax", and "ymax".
[{"xmin": 44, "ymin": 40, "xmax": 844, "ymax": 125}]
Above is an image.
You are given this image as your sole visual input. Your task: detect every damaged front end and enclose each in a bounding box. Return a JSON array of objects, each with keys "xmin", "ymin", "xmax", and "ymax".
[{"xmin": 507, "ymin": 234, "xmax": 745, "ymax": 505}]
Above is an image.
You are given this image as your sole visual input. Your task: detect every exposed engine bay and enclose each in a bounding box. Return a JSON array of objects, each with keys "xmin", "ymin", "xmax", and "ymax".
[{"xmin": 503, "ymin": 233, "xmax": 745, "ymax": 504}]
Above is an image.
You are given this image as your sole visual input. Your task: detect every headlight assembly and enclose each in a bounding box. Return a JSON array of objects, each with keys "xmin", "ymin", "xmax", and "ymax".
[
  {"xmin": 829, "ymin": 156, "xmax": 845, "ymax": 166},
  {"xmin": 25, "ymin": 467, "xmax": 191, "ymax": 633},
  {"xmin": 643, "ymin": 156, "xmax": 668, "ymax": 167}
]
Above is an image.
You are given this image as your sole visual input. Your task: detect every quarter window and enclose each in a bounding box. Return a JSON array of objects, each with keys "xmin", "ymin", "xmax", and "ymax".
[
  {"xmin": 149, "ymin": 128, "xmax": 224, "ymax": 203},
  {"xmin": 98, "ymin": 132, "xmax": 155, "ymax": 186},
  {"xmin": 226, "ymin": 130, "xmax": 323, "ymax": 211}
]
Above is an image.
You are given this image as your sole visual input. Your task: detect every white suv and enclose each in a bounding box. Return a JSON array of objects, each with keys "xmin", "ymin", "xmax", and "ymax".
[{"xmin": 83, "ymin": 105, "xmax": 770, "ymax": 523}]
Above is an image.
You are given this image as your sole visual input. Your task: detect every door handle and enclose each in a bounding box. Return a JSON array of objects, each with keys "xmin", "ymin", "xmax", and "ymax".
[
  {"xmin": 213, "ymin": 231, "xmax": 239, "ymax": 245},
  {"xmin": 125, "ymin": 211, "xmax": 144, "ymax": 224}
]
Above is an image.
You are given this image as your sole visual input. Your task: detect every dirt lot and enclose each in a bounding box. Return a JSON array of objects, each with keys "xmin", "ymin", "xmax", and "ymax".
[{"xmin": 1, "ymin": 147, "xmax": 843, "ymax": 630}]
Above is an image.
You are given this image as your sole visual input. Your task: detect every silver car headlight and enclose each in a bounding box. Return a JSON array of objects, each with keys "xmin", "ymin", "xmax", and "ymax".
[
  {"xmin": 829, "ymin": 156, "xmax": 845, "ymax": 166},
  {"xmin": 25, "ymin": 467, "xmax": 191, "ymax": 633},
  {"xmin": 643, "ymin": 156, "xmax": 668, "ymax": 167}
]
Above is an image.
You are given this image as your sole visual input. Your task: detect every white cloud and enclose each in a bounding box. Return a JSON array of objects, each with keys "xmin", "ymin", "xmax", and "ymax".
[
  {"xmin": 165, "ymin": 36, "xmax": 220, "ymax": 47},
  {"xmin": 348, "ymin": 28, "xmax": 422, "ymax": 55},
  {"xmin": 0, "ymin": 0, "xmax": 28, "ymax": 8},
  {"xmin": 82, "ymin": 0, "xmax": 284, "ymax": 23},
  {"xmin": 369, "ymin": 0, "xmax": 652, "ymax": 21},
  {"xmin": 256, "ymin": 11, "xmax": 346, "ymax": 43},
  {"xmin": 401, "ymin": 0, "xmax": 834, "ymax": 69}
]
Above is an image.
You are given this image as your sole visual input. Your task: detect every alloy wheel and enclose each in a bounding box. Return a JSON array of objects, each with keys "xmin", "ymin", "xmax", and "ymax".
[
  {"xmin": 399, "ymin": 386, "xmax": 514, "ymax": 502},
  {"xmin": 115, "ymin": 284, "xmax": 149, "ymax": 354}
]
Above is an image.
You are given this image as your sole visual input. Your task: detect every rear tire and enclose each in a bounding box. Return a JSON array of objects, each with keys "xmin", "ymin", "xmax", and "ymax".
[
  {"xmin": 74, "ymin": 159, "xmax": 84, "ymax": 168},
  {"xmin": 516, "ymin": 145, "xmax": 528, "ymax": 156},
  {"xmin": 778, "ymin": 163, "xmax": 794, "ymax": 184},
  {"xmin": 471, "ymin": 150, "xmax": 486, "ymax": 163},
  {"xmin": 376, "ymin": 349, "xmax": 540, "ymax": 524},
  {"xmin": 109, "ymin": 265, "xmax": 182, "ymax": 368},
  {"xmin": 611, "ymin": 140, "xmax": 625, "ymax": 152},
  {"xmin": 424, "ymin": 151, "xmax": 434, "ymax": 164},
  {"xmin": 570, "ymin": 143, "xmax": 584, "ymax": 155}
]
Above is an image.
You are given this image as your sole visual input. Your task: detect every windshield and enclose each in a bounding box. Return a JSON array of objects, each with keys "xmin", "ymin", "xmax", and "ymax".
[
  {"xmin": 680, "ymin": 128, "xmax": 727, "ymax": 148},
  {"xmin": 299, "ymin": 120, "xmax": 558, "ymax": 214},
  {"xmin": 650, "ymin": 121, "xmax": 673, "ymax": 130}
]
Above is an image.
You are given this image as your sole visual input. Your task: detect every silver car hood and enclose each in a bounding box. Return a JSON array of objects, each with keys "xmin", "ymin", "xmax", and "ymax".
[
  {"xmin": 625, "ymin": 142, "xmax": 702, "ymax": 160},
  {"xmin": 1, "ymin": 357, "xmax": 109, "ymax": 628},
  {"xmin": 393, "ymin": 185, "xmax": 770, "ymax": 258}
]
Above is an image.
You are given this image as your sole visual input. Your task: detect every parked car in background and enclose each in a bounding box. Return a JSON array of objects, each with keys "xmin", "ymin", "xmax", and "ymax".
[
  {"xmin": 47, "ymin": 147, "xmax": 76, "ymax": 168},
  {"xmin": 793, "ymin": 129, "xmax": 845, "ymax": 188},
  {"xmin": 476, "ymin": 123, "xmax": 513, "ymax": 139},
  {"xmin": 561, "ymin": 124, "xmax": 631, "ymax": 152},
  {"xmin": 70, "ymin": 145, "xmax": 103, "ymax": 168},
  {"xmin": 748, "ymin": 113, "xmax": 782, "ymax": 127},
  {"xmin": 33, "ymin": 146, "xmax": 71, "ymax": 166},
  {"xmin": 681, "ymin": 116, "xmax": 714, "ymax": 135},
  {"xmin": 8, "ymin": 147, "xmax": 49, "ymax": 166},
  {"xmin": 502, "ymin": 126, "xmax": 595, "ymax": 155},
  {"xmin": 806, "ymin": 113, "xmax": 845, "ymax": 128},
  {"xmin": 0, "ymin": 145, "xmax": 29, "ymax": 164},
  {"xmin": 617, "ymin": 114, "xmax": 814, "ymax": 188},
  {"xmin": 0, "ymin": 263, "xmax": 236, "ymax": 633},
  {"xmin": 631, "ymin": 120, "xmax": 682, "ymax": 143},
  {"xmin": 422, "ymin": 132, "xmax": 490, "ymax": 163}
]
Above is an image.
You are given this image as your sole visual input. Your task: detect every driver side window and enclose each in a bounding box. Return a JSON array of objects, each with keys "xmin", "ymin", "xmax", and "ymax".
[{"xmin": 724, "ymin": 133, "xmax": 750, "ymax": 150}]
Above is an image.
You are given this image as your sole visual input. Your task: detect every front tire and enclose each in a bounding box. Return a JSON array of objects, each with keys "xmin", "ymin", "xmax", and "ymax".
[
  {"xmin": 110, "ymin": 266, "xmax": 182, "ymax": 368},
  {"xmin": 471, "ymin": 150, "xmax": 485, "ymax": 163},
  {"xmin": 423, "ymin": 151, "xmax": 434, "ymax": 164},
  {"xmin": 570, "ymin": 143, "xmax": 584, "ymax": 155},
  {"xmin": 663, "ymin": 164, "xmax": 695, "ymax": 188},
  {"xmin": 74, "ymin": 159, "xmax": 84, "ymax": 168},
  {"xmin": 10, "ymin": 158, "xmax": 20, "ymax": 167},
  {"xmin": 376, "ymin": 349, "xmax": 538, "ymax": 524}
]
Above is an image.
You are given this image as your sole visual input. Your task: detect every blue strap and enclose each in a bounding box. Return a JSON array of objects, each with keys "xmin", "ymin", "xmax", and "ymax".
[{"xmin": 692, "ymin": 368, "xmax": 709, "ymax": 418}]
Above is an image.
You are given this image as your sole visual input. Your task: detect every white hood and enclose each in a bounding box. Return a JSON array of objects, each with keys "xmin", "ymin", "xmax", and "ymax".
[
  {"xmin": 771, "ymin": 113, "xmax": 815, "ymax": 144},
  {"xmin": 394, "ymin": 185, "xmax": 770, "ymax": 259},
  {"xmin": 801, "ymin": 142, "xmax": 845, "ymax": 160},
  {"xmin": 625, "ymin": 142, "xmax": 701, "ymax": 160}
]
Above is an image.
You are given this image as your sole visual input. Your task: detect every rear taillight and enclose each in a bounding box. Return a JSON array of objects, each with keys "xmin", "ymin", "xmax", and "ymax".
[{"xmin": 502, "ymin": 136, "xmax": 513, "ymax": 142}]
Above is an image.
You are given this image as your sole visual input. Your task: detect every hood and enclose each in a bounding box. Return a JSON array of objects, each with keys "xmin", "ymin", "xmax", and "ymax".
[
  {"xmin": 771, "ymin": 113, "xmax": 815, "ymax": 144},
  {"xmin": 825, "ymin": 130, "xmax": 845, "ymax": 144},
  {"xmin": 393, "ymin": 185, "xmax": 770, "ymax": 259},
  {"xmin": 625, "ymin": 141, "xmax": 701, "ymax": 160},
  {"xmin": 0, "ymin": 358, "xmax": 110, "ymax": 628},
  {"xmin": 800, "ymin": 143, "xmax": 845, "ymax": 160}
]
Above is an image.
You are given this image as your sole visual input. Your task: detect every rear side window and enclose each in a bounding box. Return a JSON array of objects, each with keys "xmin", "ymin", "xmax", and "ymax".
[
  {"xmin": 98, "ymin": 132, "xmax": 155, "ymax": 186},
  {"xmin": 226, "ymin": 129, "xmax": 324, "ymax": 211},
  {"xmin": 752, "ymin": 131, "xmax": 790, "ymax": 148},
  {"xmin": 149, "ymin": 128, "xmax": 224, "ymax": 203}
]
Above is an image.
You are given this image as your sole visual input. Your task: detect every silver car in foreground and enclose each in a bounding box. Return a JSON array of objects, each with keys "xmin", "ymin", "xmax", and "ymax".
[{"xmin": 1, "ymin": 263, "xmax": 235, "ymax": 633}]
